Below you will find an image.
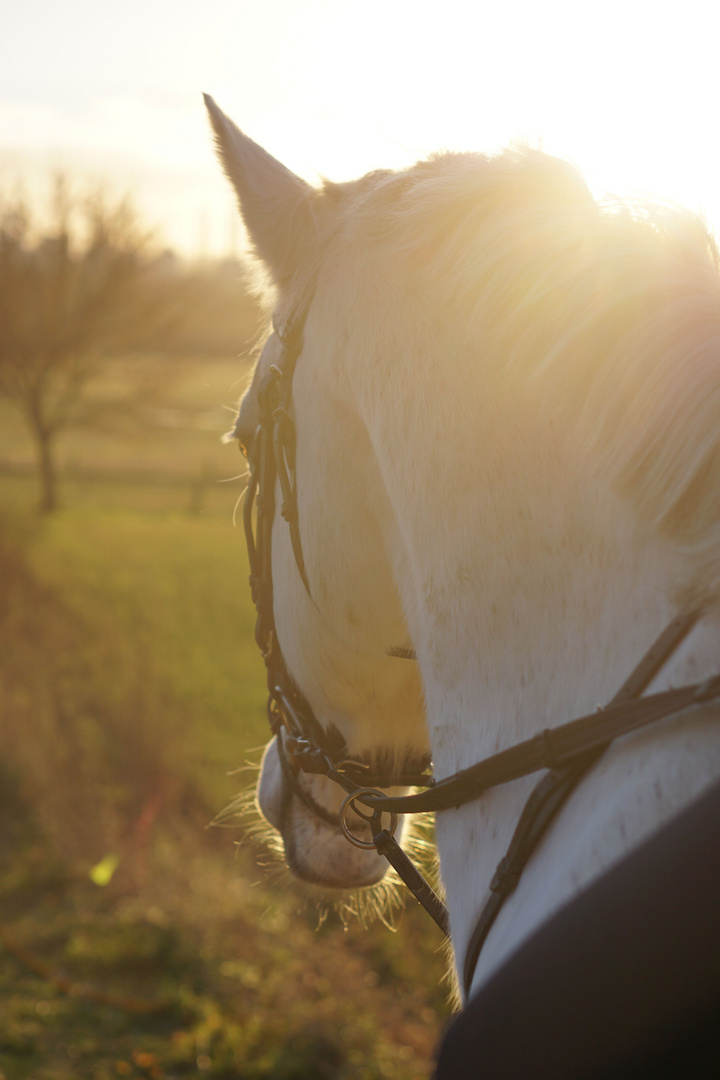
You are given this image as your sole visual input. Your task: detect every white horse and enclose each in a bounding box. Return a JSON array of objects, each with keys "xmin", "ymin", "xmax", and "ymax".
[{"xmin": 206, "ymin": 96, "xmax": 720, "ymax": 1066}]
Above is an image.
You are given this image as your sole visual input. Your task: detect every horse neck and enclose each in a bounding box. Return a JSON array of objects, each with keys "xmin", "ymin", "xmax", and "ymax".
[
  {"xmin": 381, "ymin": 377, "xmax": 676, "ymax": 767},
  {"xmin": 418, "ymin": 508, "xmax": 674, "ymax": 774},
  {"xmin": 372, "ymin": 363, "xmax": 720, "ymax": 989}
]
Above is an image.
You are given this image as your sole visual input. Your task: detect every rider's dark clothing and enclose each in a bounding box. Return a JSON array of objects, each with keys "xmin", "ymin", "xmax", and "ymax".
[{"xmin": 436, "ymin": 778, "xmax": 720, "ymax": 1079}]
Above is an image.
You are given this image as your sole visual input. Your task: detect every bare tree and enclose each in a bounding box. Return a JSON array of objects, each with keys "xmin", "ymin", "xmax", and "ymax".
[{"xmin": 0, "ymin": 177, "xmax": 172, "ymax": 511}]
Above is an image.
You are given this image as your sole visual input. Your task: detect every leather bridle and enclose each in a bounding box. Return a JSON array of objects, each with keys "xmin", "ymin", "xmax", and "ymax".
[{"xmin": 239, "ymin": 301, "xmax": 720, "ymax": 999}]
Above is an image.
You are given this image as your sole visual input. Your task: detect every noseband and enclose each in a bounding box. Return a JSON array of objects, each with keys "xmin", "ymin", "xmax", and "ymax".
[{"xmin": 239, "ymin": 302, "xmax": 720, "ymax": 999}]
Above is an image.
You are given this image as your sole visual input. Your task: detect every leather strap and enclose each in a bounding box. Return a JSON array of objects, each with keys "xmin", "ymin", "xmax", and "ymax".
[
  {"xmin": 361, "ymin": 667, "xmax": 720, "ymax": 817},
  {"xmin": 461, "ymin": 609, "xmax": 701, "ymax": 996}
]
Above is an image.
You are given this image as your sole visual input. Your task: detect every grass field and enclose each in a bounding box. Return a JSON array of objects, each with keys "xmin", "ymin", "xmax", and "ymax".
[{"xmin": 0, "ymin": 369, "xmax": 452, "ymax": 1080}]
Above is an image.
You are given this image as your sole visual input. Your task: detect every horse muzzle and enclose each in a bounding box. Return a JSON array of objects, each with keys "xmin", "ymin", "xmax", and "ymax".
[{"xmin": 256, "ymin": 736, "xmax": 394, "ymax": 889}]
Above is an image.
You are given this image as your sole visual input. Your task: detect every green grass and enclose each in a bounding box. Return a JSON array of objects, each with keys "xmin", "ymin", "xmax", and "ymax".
[
  {"xmin": 0, "ymin": 476, "xmax": 452, "ymax": 1080},
  {"xmin": 26, "ymin": 508, "xmax": 266, "ymax": 794}
]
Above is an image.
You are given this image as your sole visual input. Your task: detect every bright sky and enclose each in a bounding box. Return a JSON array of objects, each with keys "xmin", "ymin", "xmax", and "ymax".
[{"xmin": 2, "ymin": 0, "xmax": 720, "ymax": 257}]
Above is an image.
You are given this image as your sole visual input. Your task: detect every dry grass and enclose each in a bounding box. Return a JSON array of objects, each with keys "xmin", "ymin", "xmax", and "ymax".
[{"xmin": 0, "ymin": 482, "xmax": 451, "ymax": 1079}]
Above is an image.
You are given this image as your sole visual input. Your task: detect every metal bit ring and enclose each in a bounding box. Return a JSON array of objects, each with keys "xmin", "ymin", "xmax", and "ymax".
[{"xmin": 339, "ymin": 789, "xmax": 399, "ymax": 849}]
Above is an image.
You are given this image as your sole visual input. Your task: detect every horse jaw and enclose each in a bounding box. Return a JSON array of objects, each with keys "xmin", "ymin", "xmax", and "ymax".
[{"xmin": 256, "ymin": 738, "xmax": 396, "ymax": 889}]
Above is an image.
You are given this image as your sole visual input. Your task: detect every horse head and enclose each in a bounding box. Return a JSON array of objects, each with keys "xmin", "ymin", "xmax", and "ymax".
[{"xmin": 206, "ymin": 95, "xmax": 429, "ymax": 889}]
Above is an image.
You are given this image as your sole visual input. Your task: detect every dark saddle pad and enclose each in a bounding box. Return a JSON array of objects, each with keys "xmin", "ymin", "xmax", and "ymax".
[{"xmin": 436, "ymin": 778, "xmax": 720, "ymax": 1079}]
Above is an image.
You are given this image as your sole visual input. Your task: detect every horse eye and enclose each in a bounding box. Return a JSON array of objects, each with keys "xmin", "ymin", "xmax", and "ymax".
[{"xmin": 237, "ymin": 430, "xmax": 256, "ymax": 462}]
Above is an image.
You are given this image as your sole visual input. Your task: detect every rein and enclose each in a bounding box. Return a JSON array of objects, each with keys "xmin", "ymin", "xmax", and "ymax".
[{"xmin": 240, "ymin": 305, "xmax": 720, "ymax": 1001}]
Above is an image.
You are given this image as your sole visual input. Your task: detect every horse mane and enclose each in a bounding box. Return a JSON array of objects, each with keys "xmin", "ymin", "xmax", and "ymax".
[{"xmin": 308, "ymin": 148, "xmax": 720, "ymax": 606}]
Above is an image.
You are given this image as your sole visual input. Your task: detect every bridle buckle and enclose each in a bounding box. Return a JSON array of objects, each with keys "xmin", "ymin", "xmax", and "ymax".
[{"xmin": 283, "ymin": 733, "xmax": 334, "ymax": 775}]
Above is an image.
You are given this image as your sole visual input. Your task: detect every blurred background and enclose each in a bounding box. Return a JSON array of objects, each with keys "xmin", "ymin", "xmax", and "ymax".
[{"xmin": 1, "ymin": 0, "xmax": 719, "ymax": 1077}]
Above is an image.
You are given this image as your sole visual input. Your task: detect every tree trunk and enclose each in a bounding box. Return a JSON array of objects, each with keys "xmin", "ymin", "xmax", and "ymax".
[{"xmin": 37, "ymin": 426, "xmax": 58, "ymax": 513}]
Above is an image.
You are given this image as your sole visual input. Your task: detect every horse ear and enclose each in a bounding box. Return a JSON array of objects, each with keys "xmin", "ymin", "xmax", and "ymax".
[{"xmin": 204, "ymin": 94, "xmax": 316, "ymax": 287}]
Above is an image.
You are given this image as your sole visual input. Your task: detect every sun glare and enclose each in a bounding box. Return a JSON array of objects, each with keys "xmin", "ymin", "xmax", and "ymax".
[
  {"xmin": 266, "ymin": 0, "xmax": 720, "ymax": 243},
  {"xmin": 2, "ymin": 0, "xmax": 718, "ymax": 254}
]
